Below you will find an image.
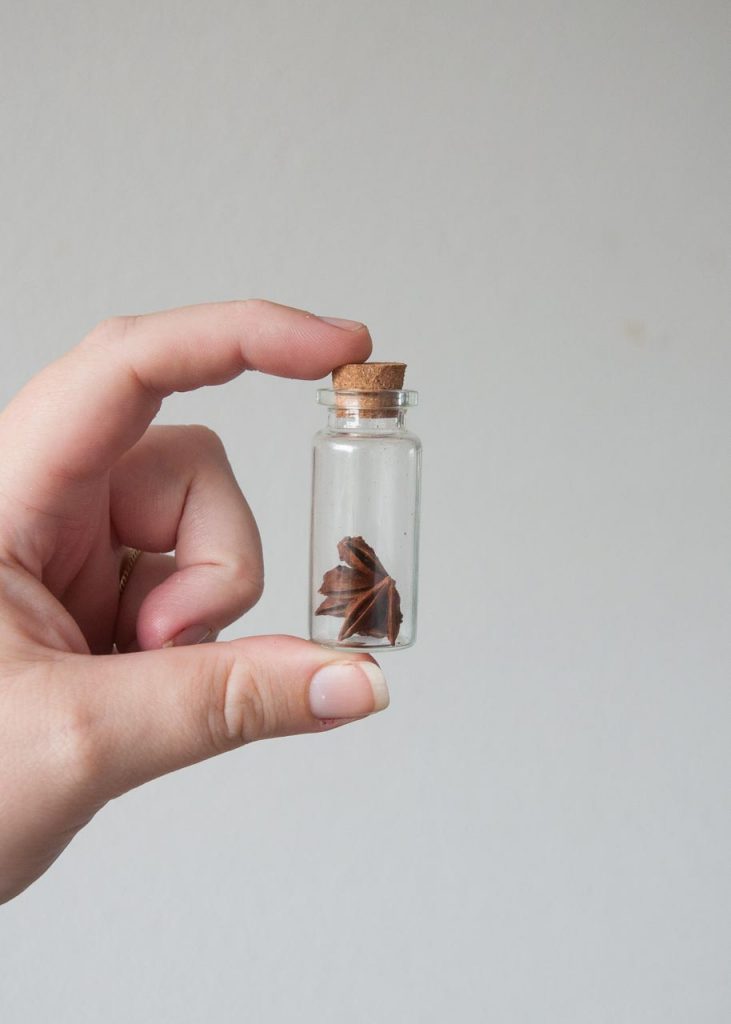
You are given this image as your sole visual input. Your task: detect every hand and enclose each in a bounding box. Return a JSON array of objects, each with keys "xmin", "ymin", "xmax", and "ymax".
[{"xmin": 0, "ymin": 299, "xmax": 390, "ymax": 903}]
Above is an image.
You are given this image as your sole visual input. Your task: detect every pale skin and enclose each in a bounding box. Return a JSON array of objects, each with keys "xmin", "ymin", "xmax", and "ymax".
[{"xmin": 0, "ymin": 299, "xmax": 389, "ymax": 904}]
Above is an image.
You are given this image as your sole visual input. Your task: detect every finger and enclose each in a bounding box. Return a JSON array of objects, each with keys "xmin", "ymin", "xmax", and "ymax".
[
  {"xmin": 111, "ymin": 424, "xmax": 263, "ymax": 649},
  {"xmin": 114, "ymin": 552, "xmax": 176, "ymax": 652},
  {"xmin": 0, "ymin": 300, "xmax": 371, "ymax": 498},
  {"xmin": 64, "ymin": 636, "xmax": 390, "ymax": 798}
]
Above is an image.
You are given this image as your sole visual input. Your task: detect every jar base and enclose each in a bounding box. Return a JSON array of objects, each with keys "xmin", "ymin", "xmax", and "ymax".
[{"xmin": 310, "ymin": 637, "xmax": 415, "ymax": 653}]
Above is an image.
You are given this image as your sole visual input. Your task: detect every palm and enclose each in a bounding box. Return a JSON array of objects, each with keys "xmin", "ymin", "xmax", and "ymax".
[
  {"xmin": 46, "ymin": 476, "xmax": 120, "ymax": 654},
  {"xmin": 0, "ymin": 472, "xmax": 115, "ymax": 654}
]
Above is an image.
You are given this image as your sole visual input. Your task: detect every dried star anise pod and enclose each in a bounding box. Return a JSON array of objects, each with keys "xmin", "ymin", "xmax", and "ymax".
[{"xmin": 315, "ymin": 536, "xmax": 403, "ymax": 645}]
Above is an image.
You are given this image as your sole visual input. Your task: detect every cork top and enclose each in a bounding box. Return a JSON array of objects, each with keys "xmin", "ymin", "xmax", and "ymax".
[
  {"xmin": 332, "ymin": 362, "xmax": 406, "ymax": 390},
  {"xmin": 327, "ymin": 362, "xmax": 411, "ymax": 418}
]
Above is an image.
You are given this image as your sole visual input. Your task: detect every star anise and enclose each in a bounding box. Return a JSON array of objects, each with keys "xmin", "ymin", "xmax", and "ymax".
[{"xmin": 315, "ymin": 536, "xmax": 403, "ymax": 645}]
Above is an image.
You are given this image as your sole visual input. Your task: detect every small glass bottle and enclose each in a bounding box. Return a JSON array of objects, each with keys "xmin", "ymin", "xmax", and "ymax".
[{"xmin": 309, "ymin": 362, "xmax": 421, "ymax": 651}]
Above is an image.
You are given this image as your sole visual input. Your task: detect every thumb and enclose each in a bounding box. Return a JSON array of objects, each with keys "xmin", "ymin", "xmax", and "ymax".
[{"xmin": 65, "ymin": 635, "xmax": 389, "ymax": 798}]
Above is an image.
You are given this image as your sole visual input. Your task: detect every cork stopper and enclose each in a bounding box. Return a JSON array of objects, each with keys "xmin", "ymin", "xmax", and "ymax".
[
  {"xmin": 331, "ymin": 362, "xmax": 407, "ymax": 418},
  {"xmin": 332, "ymin": 362, "xmax": 406, "ymax": 390}
]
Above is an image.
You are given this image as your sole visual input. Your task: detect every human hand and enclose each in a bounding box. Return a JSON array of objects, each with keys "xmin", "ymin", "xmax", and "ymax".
[{"xmin": 0, "ymin": 299, "xmax": 390, "ymax": 903}]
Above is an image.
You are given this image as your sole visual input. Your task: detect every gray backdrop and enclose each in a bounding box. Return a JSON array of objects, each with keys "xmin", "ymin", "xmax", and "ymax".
[{"xmin": 1, "ymin": 2, "xmax": 729, "ymax": 1021}]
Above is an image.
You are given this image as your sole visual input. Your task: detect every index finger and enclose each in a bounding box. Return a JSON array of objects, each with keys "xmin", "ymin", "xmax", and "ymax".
[{"xmin": 0, "ymin": 299, "xmax": 371, "ymax": 486}]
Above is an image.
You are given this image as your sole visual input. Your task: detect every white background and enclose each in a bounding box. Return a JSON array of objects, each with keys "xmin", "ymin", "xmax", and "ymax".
[{"xmin": 1, "ymin": 1, "xmax": 729, "ymax": 1020}]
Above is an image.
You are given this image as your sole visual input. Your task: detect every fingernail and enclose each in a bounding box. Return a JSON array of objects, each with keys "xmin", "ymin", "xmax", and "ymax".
[
  {"xmin": 163, "ymin": 624, "xmax": 213, "ymax": 648},
  {"xmin": 309, "ymin": 661, "xmax": 389, "ymax": 720},
  {"xmin": 316, "ymin": 315, "xmax": 365, "ymax": 331}
]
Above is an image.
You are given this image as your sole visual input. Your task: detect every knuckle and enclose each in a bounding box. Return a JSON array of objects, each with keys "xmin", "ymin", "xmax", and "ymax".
[
  {"xmin": 209, "ymin": 651, "xmax": 277, "ymax": 749},
  {"xmin": 181, "ymin": 423, "xmax": 226, "ymax": 458},
  {"xmin": 226, "ymin": 556, "xmax": 265, "ymax": 606},
  {"xmin": 233, "ymin": 297, "xmax": 270, "ymax": 318},
  {"xmin": 51, "ymin": 696, "xmax": 104, "ymax": 794},
  {"xmin": 86, "ymin": 314, "xmax": 139, "ymax": 347},
  {"xmin": 247, "ymin": 570, "xmax": 265, "ymax": 605}
]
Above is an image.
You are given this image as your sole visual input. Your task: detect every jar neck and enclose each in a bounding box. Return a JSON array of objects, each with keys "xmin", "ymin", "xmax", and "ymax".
[
  {"xmin": 327, "ymin": 408, "xmax": 406, "ymax": 432},
  {"xmin": 317, "ymin": 387, "xmax": 418, "ymax": 430}
]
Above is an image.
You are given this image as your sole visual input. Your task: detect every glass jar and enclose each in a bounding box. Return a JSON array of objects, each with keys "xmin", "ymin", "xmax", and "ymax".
[{"xmin": 309, "ymin": 367, "xmax": 421, "ymax": 651}]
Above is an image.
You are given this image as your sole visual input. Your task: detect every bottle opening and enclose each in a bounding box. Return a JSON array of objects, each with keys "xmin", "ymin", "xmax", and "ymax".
[{"xmin": 317, "ymin": 388, "xmax": 418, "ymax": 415}]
